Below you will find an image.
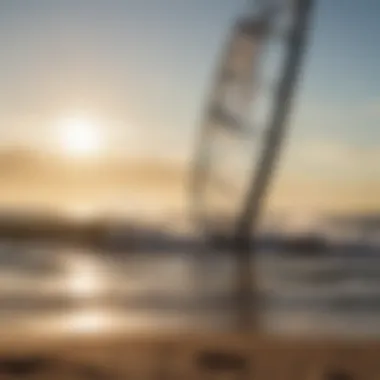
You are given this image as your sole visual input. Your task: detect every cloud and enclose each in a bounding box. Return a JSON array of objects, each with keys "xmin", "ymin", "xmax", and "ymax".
[
  {"xmin": 265, "ymin": 138, "xmax": 380, "ymax": 214},
  {"xmin": 282, "ymin": 139, "xmax": 380, "ymax": 180}
]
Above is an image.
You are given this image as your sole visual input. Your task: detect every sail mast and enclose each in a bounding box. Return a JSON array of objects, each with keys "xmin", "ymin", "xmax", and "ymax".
[{"xmin": 235, "ymin": 0, "xmax": 315, "ymax": 331}]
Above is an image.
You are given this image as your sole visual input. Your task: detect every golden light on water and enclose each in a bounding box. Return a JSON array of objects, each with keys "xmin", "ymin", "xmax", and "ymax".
[
  {"xmin": 65, "ymin": 252, "xmax": 105, "ymax": 298},
  {"xmin": 56, "ymin": 116, "xmax": 103, "ymax": 157},
  {"xmin": 68, "ymin": 271, "xmax": 101, "ymax": 298},
  {"xmin": 67, "ymin": 311, "xmax": 108, "ymax": 334}
]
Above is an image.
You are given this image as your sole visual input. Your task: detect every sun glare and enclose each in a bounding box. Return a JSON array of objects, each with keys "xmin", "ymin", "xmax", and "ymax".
[{"xmin": 57, "ymin": 116, "xmax": 103, "ymax": 157}]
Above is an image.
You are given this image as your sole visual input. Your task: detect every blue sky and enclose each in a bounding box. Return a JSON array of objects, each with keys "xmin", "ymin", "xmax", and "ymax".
[
  {"xmin": 0, "ymin": 0, "xmax": 378, "ymax": 148},
  {"xmin": 0, "ymin": 0, "xmax": 379, "ymax": 212},
  {"xmin": 297, "ymin": 0, "xmax": 379, "ymax": 144}
]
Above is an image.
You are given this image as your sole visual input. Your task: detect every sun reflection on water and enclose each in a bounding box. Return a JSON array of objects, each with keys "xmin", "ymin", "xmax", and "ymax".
[{"xmin": 64, "ymin": 251, "xmax": 106, "ymax": 299}]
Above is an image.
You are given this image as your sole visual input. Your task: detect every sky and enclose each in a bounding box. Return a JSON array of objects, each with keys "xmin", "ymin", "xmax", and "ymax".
[{"xmin": 0, "ymin": 0, "xmax": 379, "ymax": 215}]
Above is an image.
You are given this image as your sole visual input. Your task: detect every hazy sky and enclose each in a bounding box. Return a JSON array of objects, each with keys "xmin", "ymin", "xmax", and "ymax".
[{"xmin": 0, "ymin": 0, "xmax": 379, "ymax": 213}]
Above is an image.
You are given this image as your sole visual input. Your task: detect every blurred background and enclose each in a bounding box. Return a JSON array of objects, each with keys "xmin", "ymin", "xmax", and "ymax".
[{"xmin": 0, "ymin": 0, "xmax": 379, "ymax": 339}]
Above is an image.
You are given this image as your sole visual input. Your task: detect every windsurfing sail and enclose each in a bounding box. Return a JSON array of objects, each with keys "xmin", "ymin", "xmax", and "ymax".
[{"xmin": 190, "ymin": 0, "xmax": 315, "ymax": 330}]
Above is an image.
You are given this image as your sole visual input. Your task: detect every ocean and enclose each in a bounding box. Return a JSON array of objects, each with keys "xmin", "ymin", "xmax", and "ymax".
[{"xmin": 0, "ymin": 239, "xmax": 379, "ymax": 339}]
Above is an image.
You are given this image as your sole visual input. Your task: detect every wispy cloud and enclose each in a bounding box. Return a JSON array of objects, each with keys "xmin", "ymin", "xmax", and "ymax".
[
  {"xmin": 267, "ymin": 137, "xmax": 380, "ymax": 214},
  {"xmin": 282, "ymin": 138, "xmax": 380, "ymax": 180}
]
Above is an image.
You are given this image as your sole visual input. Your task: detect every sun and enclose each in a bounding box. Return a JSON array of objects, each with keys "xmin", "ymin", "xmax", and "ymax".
[{"xmin": 57, "ymin": 116, "xmax": 103, "ymax": 157}]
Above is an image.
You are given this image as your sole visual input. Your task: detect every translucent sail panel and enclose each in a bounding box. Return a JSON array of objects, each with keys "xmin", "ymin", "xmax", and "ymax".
[
  {"xmin": 192, "ymin": 14, "xmax": 269, "ymax": 232},
  {"xmin": 206, "ymin": 19, "xmax": 267, "ymax": 137},
  {"xmin": 198, "ymin": 131, "xmax": 261, "ymax": 236}
]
